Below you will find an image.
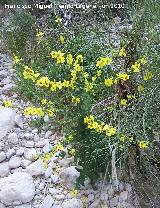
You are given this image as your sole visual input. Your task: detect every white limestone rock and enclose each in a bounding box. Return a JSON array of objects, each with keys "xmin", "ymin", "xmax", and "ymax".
[
  {"xmin": 0, "ymin": 162, "xmax": 10, "ymax": 177},
  {"xmin": 41, "ymin": 195, "xmax": 54, "ymax": 208},
  {"xmin": 0, "ymin": 152, "xmax": 6, "ymax": 163},
  {"xmin": 0, "ymin": 107, "xmax": 23, "ymax": 140},
  {"xmin": 0, "ymin": 172, "xmax": 35, "ymax": 205},
  {"xmin": 8, "ymin": 156, "xmax": 21, "ymax": 169},
  {"xmin": 26, "ymin": 160, "xmax": 45, "ymax": 176},
  {"xmin": 59, "ymin": 166, "xmax": 80, "ymax": 189},
  {"xmin": 62, "ymin": 199, "xmax": 83, "ymax": 208},
  {"xmin": 8, "ymin": 132, "xmax": 18, "ymax": 144}
]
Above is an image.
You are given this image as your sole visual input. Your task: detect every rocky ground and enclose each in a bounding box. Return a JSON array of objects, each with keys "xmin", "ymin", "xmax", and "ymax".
[{"xmin": 0, "ymin": 52, "xmax": 138, "ymax": 208}]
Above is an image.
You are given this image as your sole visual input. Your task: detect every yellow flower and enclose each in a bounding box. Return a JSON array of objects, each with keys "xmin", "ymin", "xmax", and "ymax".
[
  {"xmin": 140, "ymin": 56, "xmax": 147, "ymax": 64},
  {"xmin": 56, "ymin": 81, "xmax": 63, "ymax": 89},
  {"xmin": 96, "ymin": 57, "xmax": 112, "ymax": 68},
  {"xmin": 106, "ymin": 127, "xmax": 116, "ymax": 136},
  {"xmin": 69, "ymin": 148, "xmax": 76, "ymax": 155},
  {"xmin": 84, "ymin": 81, "xmax": 94, "ymax": 92},
  {"xmin": 47, "ymin": 109, "xmax": 55, "ymax": 117},
  {"xmin": 117, "ymin": 73, "xmax": 130, "ymax": 81},
  {"xmin": 143, "ymin": 72, "xmax": 153, "ymax": 81},
  {"xmin": 50, "ymin": 50, "xmax": 58, "ymax": 59},
  {"xmin": 41, "ymin": 99, "xmax": 47, "ymax": 105},
  {"xmin": 36, "ymin": 77, "xmax": 50, "ymax": 88},
  {"xmin": 50, "ymin": 81, "xmax": 57, "ymax": 92},
  {"xmin": 59, "ymin": 35, "xmax": 65, "ymax": 44},
  {"xmin": 66, "ymin": 54, "xmax": 73, "ymax": 65},
  {"xmin": 132, "ymin": 62, "xmax": 140, "ymax": 73},
  {"xmin": 24, "ymin": 107, "xmax": 35, "ymax": 116},
  {"xmin": 4, "ymin": 100, "xmax": 12, "ymax": 108},
  {"xmin": 83, "ymin": 72, "xmax": 89, "ymax": 79},
  {"xmin": 70, "ymin": 189, "xmax": 78, "ymax": 198},
  {"xmin": 72, "ymin": 96, "xmax": 80, "ymax": 104},
  {"xmin": 119, "ymin": 48, "xmax": 126, "ymax": 57},
  {"xmin": 13, "ymin": 53, "xmax": 21, "ymax": 64},
  {"xmin": 55, "ymin": 15, "xmax": 62, "ymax": 24},
  {"xmin": 57, "ymin": 55, "xmax": 65, "ymax": 64},
  {"xmin": 75, "ymin": 54, "xmax": 83, "ymax": 63},
  {"xmin": 119, "ymin": 135, "xmax": 126, "ymax": 142},
  {"xmin": 138, "ymin": 85, "xmax": 144, "ymax": 92},
  {"xmin": 55, "ymin": 144, "xmax": 64, "ymax": 152},
  {"xmin": 96, "ymin": 70, "xmax": 102, "ymax": 77},
  {"xmin": 73, "ymin": 64, "xmax": 82, "ymax": 72},
  {"xmin": 138, "ymin": 141, "xmax": 149, "ymax": 149},
  {"xmin": 36, "ymin": 108, "xmax": 45, "ymax": 117},
  {"xmin": 62, "ymin": 80, "xmax": 70, "ymax": 88},
  {"xmin": 36, "ymin": 31, "xmax": 44, "ymax": 37},
  {"xmin": 105, "ymin": 78, "xmax": 113, "ymax": 87},
  {"xmin": 66, "ymin": 135, "xmax": 74, "ymax": 142},
  {"xmin": 121, "ymin": 99, "xmax": 127, "ymax": 106}
]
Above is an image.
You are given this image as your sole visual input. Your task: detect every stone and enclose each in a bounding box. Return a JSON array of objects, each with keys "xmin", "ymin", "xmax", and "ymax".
[
  {"xmin": 125, "ymin": 183, "xmax": 132, "ymax": 192},
  {"xmin": 8, "ymin": 132, "xmax": 18, "ymax": 144},
  {"xmin": 16, "ymin": 147, "xmax": 25, "ymax": 156},
  {"xmin": 15, "ymin": 205, "xmax": 31, "ymax": 208},
  {"xmin": 25, "ymin": 141, "xmax": 34, "ymax": 148},
  {"xmin": 41, "ymin": 195, "xmax": 54, "ymax": 208},
  {"xmin": 6, "ymin": 148, "xmax": 16, "ymax": 159},
  {"xmin": 23, "ymin": 133, "xmax": 33, "ymax": 140},
  {"xmin": 100, "ymin": 192, "xmax": 109, "ymax": 201},
  {"xmin": 109, "ymin": 196, "xmax": 119, "ymax": 207},
  {"xmin": 48, "ymin": 161, "xmax": 56, "ymax": 169},
  {"xmin": 43, "ymin": 142, "xmax": 52, "ymax": 154},
  {"xmin": 61, "ymin": 199, "xmax": 83, "ymax": 208},
  {"xmin": 49, "ymin": 188, "xmax": 61, "ymax": 195},
  {"xmin": 51, "ymin": 174, "xmax": 59, "ymax": 184},
  {"xmin": 0, "ymin": 107, "xmax": 23, "ymax": 140},
  {"xmin": 35, "ymin": 140, "xmax": 49, "ymax": 148},
  {"xmin": 0, "ymin": 172, "xmax": 35, "ymax": 205},
  {"xmin": 45, "ymin": 130, "xmax": 52, "ymax": 139},
  {"xmin": 89, "ymin": 199, "xmax": 100, "ymax": 208},
  {"xmin": 26, "ymin": 160, "xmax": 45, "ymax": 176},
  {"xmin": 0, "ymin": 152, "xmax": 6, "ymax": 162},
  {"xmin": 59, "ymin": 166, "xmax": 80, "ymax": 189},
  {"xmin": 8, "ymin": 156, "xmax": 21, "ymax": 169},
  {"xmin": 24, "ymin": 149, "xmax": 37, "ymax": 161},
  {"xmin": 88, "ymin": 194, "xmax": 94, "ymax": 202},
  {"xmin": 0, "ymin": 162, "xmax": 10, "ymax": 177},
  {"xmin": 21, "ymin": 159, "xmax": 32, "ymax": 168},
  {"xmin": 0, "ymin": 203, "xmax": 6, "ymax": 208},
  {"xmin": 45, "ymin": 167, "xmax": 53, "ymax": 179},
  {"xmin": 59, "ymin": 157, "xmax": 74, "ymax": 168},
  {"xmin": 54, "ymin": 194, "xmax": 65, "ymax": 200},
  {"xmin": 119, "ymin": 191, "xmax": 128, "ymax": 201}
]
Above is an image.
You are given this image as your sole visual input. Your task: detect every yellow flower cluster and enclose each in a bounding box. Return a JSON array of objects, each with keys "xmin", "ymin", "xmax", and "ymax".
[
  {"xmin": 84, "ymin": 115, "xmax": 116, "ymax": 136},
  {"xmin": 70, "ymin": 189, "xmax": 78, "ymax": 197},
  {"xmin": 13, "ymin": 53, "xmax": 21, "ymax": 64},
  {"xmin": 55, "ymin": 15, "xmax": 62, "ymax": 24},
  {"xmin": 117, "ymin": 73, "xmax": 130, "ymax": 81},
  {"xmin": 24, "ymin": 107, "xmax": 44, "ymax": 117},
  {"xmin": 105, "ymin": 77, "xmax": 113, "ymax": 87},
  {"xmin": 59, "ymin": 35, "xmax": 65, "ymax": 44},
  {"xmin": 132, "ymin": 62, "xmax": 141, "ymax": 73},
  {"xmin": 119, "ymin": 48, "xmax": 126, "ymax": 57},
  {"xmin": 3, "ymin": 100, "xmax": 12, "ymax": 108},
  {"xmin": 50, "ymin": 50, "xmax": 65, "ymax": 64},
  {"xmin": 143, "ymin": 71, "xmax": 153, "ymax": 81},
  {"xmin": 23, "ymin": 66, "xmax": 40, "ymax": 82},
  {"xmin": 36, "ymin": 76, "xmax": 50, "ymax": 88},
  {"xmin": 71, "ymin": 96, "xmax": 80, "ymax": 104},
  {"xmin": 96, "ymin": 57, "xmax": 112, "ymax": 68},
  {"xmin": 138, "ymin": 141, "xmax": 149, "ymax": 149},
  {"xmin": 121, "ymin": 99, "xmax": 127, "ymax": 106}
]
